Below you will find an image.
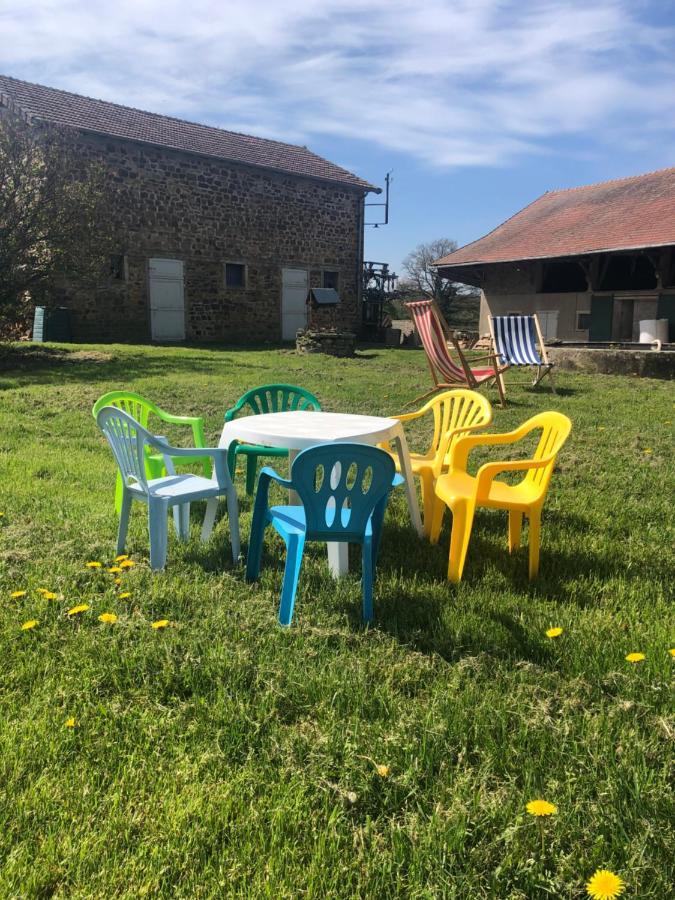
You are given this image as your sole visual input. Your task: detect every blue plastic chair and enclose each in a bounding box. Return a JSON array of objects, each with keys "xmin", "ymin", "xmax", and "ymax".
[
  {"xmin": 225, "ymin": 384, "xmax": 321, "ymax": 494},
  {"xmin": 96, "ymin": 407, "xmax": 240, "ymax": 570},
  {"xmin": 246, "ymin": 443, "xmax": 402, "ymax": 626}
]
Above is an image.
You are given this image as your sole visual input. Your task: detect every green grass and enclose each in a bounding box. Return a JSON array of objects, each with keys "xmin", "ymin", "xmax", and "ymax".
[{"xmin": 0, "ymin": 342, "xmax": 673, "ymax": 898}]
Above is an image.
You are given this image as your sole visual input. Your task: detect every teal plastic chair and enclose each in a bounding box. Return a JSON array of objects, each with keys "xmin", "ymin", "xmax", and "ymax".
[
  {"xmin": 246, "ymin": 443, "xmax": 402, "ymax": 626},
  {"xmin": 92, "ymin": 391, "xmax": 210, "ymax": 514},
  {"xmin": 224, "ymin": 384, "xmax": 321, "ymax": 494},
  {"xmin": 96, "ymin": 407, "xmax": 240, "ymax": 570}
]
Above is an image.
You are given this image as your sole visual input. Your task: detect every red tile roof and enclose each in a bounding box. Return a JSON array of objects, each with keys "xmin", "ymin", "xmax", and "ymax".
[
  {"xmin": 0, "ymin": 74, "xmax": 378, "ymax": 193},
  {"xmin": 435, "ymin": 168, "xmax": 675, "ymax": 268}
]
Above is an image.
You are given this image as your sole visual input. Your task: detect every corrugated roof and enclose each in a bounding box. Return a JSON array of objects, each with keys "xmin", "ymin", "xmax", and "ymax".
[
  {"xmin": 435, "ymin": 167, "xmax": 675, "ymax": 268},
  {"xmin": 0, "ymin": 74, "xmax": 378, "ymax": 193}
]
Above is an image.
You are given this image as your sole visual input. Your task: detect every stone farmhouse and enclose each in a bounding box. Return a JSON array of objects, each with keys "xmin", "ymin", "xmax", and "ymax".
[
  {"xmin": 435, "ymin": 169, "xmax": 675, "ymax": 343},
  {"xmin": 0, "ymin": 75, "xmax": 380, "ymax": 343}
]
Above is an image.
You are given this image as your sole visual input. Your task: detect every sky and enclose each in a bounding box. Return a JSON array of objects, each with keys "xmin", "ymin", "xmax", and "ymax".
[{"xmin": 2, "ymin": 0, "xmax": 675, "ymax": 277}]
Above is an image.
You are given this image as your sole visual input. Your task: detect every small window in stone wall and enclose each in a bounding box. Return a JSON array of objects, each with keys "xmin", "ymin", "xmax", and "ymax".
[
  {"xmin": 322, "ymin": 270, "xmax": 339, "ymax": 290},
  {"xmin": 576, "ymin": 311, "xmax": 591, "ymax": 331},
  {"xmin": 110, "ymin": 255, "xmax": 127, "ymax": 281},
  {"xmin": 225, "ymin": 262, "xmax": 247, "ymax": 288}
]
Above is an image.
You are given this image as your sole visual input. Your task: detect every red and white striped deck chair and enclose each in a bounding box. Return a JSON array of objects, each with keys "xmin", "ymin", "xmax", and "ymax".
[{"xmin": 406, "ymin": 300, "xmax": 507, "ymax": 407}]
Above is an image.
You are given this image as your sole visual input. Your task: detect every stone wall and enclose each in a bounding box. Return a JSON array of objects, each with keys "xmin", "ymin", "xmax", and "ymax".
[{"xmin": 39, "ymin": 126, "xmax": 365, "ymax": 344}]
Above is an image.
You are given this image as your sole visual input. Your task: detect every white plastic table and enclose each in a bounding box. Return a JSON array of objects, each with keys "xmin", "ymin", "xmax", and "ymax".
[{"xmin": 217, "ymin": 411, "xmax": 423, "ymax": 577}]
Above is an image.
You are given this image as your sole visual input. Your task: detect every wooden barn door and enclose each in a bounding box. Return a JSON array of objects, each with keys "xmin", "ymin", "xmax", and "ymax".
[{"xmin": 149, "ymin": 259, "xmax": 185, "ymax": 341}]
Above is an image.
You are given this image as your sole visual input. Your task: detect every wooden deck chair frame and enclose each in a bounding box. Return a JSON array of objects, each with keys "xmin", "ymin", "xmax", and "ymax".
[
  {"xmin": 487, "ymin": 314, "xmax": 556, "ymax": 399},
  {"xmin": 406, "ymin": 299, "xmax": 508, "ymax": 408}
]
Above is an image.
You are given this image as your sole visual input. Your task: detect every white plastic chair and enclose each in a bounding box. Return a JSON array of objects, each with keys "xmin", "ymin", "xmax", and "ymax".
[{"xmin": 96, "ymin": 406, "xmax": 240, "ymax": 570}]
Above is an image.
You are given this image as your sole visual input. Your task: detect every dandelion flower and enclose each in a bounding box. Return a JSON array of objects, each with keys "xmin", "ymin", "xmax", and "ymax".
[
  {"xmin": 375, "ymin": 764, "xmax": 390, "ymax": 777},
  {"xmin": 625, "ymin": 652, "xmax": 645, "ymax": 663},
  {"xmin": 118, "ymin": 592, "xmax": 131, "ymax": 600},
  {"xmin": 113, "ymin": 578, "xmax": 122, "ymax": 586},
  {"xmin": 98, "ymin": 612, "xmax": 117, "ymax": 624},
  {"xmin": 21, "ymin": 620, "xmax": 38, "ymax": 631},
  {"xmin": 585, "ymin": 869, "xmax": 625, "ymax": 899},
  {"xmin": 85, "ymin": 561, "xmax": 102, "ymax": 569},
  {"xmin": 36, "ymin": 588, "xmax": 51, "ymax": 595},
  {"xmin": 10, "ymin": 590, "xmax": 27, "ymax": 599},
  {"xmin": 67, "ymin": 604, "xmax": 89, "ymax": 616},
  {"xmin": 669, "ymin": 648, "xmax": 675, "ymax": 658},
  {"xmin": 643, "ymin": 448, "xmax": 653, "ymax": 454},
  {"xmin": 114, "ymin": 554, "xmax": 129, "ymax": 562},
  {"xmin": 0, "ymin": 512, "xmax": 4, "ymax": 517},
  {"xmin": 526, "ymin": 799, "xmax": 557, "ymax": 817},
  {"xmin": 151, "ymin": 619, "xmax": 170, "ymax": 629},
  {"xmin": 546, "ymin": 627, "xmax": 563, "ymax": 638},
  {"xmin": 41, "ymin": 591, "xmax": 58, "ymax": 601},
  {"xmin": 107, "ymin": 566, "xmax": 122, "ymax": 574},
  {"xmin": 119, "ymin": 559, "xmax": 135, "ymax": 569},
  {"xmin": 65, "ymin": 717, "xmax": 76, "ymax": 728}
]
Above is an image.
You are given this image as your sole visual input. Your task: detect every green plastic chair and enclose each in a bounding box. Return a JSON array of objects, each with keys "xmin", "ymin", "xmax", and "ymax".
[
  {"xmin": 224, "ymin": 384, "xmax": 321, "ymax": 494},
  {"xmin": 92, "ymin": 391, "xmax": 210, "ymax": 514}
]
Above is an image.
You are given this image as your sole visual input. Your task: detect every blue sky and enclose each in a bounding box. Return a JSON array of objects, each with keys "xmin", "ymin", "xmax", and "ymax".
[{"xmin": 2, "ymin": 0, "xmax": 675, "ymax": 276}]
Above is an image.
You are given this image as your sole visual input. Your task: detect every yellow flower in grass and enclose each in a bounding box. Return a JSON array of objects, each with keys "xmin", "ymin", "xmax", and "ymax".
[
  {"xmin": 10, "ymin": 590, "xmax": 27, "ymax": 599},
  {"xmin": 40, "ymin": 590, "xmax": 58, "ymax": 600},
  {"xmin": 21, "ymin": 619, "xmax": 38, "ymax": 631},
  {"xmin": 669, "ymin": 648, "xmax": 675, "ymax": 658},
  {"xmin": 65, "ymin": 717, "xmax": 76, "ymax": 728},
  {"xmin": 98, "ymin": 612, "xmax": 118, "ymax": 624},
  {"xmin": 625, "ymin": 652, "xmax": 645, "ymax": 663},
  {"xmin": 107, "ymin": 566, "xmax": 122, "ymax": 574},
  {"xmin": 119, "ymin": 559, "xmax": 135, "ymax": 569},
  {"xmin": 114, "ymin": 554, "xmax": 129, "ymax": 562},
  {"xmin": 118, "ymin": 592, "xmax": 131, "ymax": 600},
  {"xmin": 586, "ymin": 869, "xmax": 625, "ymax": 899},
  {"xmin": 526, "ymin": 799, "xmax": 557, "ymax": 817},
  {"xmin": 85, "ymin": 561, "xmax": 102, "ymax": 569},
  {"xmin": 67, "ymin": 604, "xmax": 89, "ymax": 616},
  {"xmin": 113, "ymin": 578, "xmax": 122, "ymax": 586},
  {"xmin": 643, "ymin": 448, "xmax": 653, "ymax": 454},
  {"xmin": 151, "ymin": 619, "xmax": 170, "ymax": 629},
  {"xmin": 375, "ymin": 764, "xmax": 390, "ymax": 777},
  {"xmin": 546, "ymin": 627, "xmax": 563, "ymax": 638}
]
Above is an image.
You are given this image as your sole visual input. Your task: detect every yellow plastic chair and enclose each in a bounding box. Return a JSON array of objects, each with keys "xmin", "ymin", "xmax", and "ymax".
[
  {"xmin": 430, "ymin": 411, "xmax": 572, "ymax": 582},
  {"xmin": 388, "ymin": 389, "xmax": 493, "ymax": 535}
]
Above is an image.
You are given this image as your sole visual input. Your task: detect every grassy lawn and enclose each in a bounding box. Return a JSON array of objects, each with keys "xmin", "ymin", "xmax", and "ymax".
[{"xmin": 0, "ymin": 342, "xmax": 672, "ymax": 898}]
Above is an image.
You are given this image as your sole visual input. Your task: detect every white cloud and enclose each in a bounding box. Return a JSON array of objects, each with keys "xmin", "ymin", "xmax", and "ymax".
[{"xmin": 0, "ymin": 0, "xmax": 673, "ymax": 168}]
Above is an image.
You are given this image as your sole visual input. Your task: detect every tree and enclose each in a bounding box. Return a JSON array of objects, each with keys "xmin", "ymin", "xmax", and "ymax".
[
  {"xmin": 0, "ymin": 112, "xmax": 113, "ymax": 335},
  {"xmin": 400, "ymin": 237, "xmax": 478, "ymax": 324}
]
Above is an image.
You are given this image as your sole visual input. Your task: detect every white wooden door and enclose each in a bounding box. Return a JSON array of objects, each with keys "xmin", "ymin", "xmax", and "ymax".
[
  {"xmin": 281, "ymin": 268, "xmax": 308, "ymax": 340},
  {"xmin": 149, "ymin": 259, "xmax": 185, "ymax": 341}
]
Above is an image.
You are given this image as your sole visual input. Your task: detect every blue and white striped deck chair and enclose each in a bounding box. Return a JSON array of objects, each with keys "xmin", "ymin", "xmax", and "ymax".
[{"xmin": 488, "ymin": 314, "xmax": 556, "ymax": 397}]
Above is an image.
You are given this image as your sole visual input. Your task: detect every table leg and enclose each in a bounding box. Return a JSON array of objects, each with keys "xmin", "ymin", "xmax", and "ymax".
[
  {"xmin": 327, "ymin": 541, "xmax": 349, "ymax": 578},
  {"xmin": 288, "ymin": 449, "xmax": 300, "ymax": 504},
  {"xmin": 391, "ymin": 424, "xmax": 424, "ymax": 537}
]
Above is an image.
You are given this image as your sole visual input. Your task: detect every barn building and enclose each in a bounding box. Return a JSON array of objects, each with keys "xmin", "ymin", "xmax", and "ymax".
[
  {"xmin": 435, "ymin": 169, "xmax": 675, "ymax": 343},
  {"xmin": 0, "ymin": 74, "xmax": 379, "ymax": 344}
]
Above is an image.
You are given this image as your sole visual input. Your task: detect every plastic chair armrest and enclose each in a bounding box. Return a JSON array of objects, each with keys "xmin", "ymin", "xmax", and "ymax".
[
  {"xmin": 394, "ymin": 408, "xmax": 426, "ymax": 423},
  {"xmin": 475, "ymin": 457, "xmax": 551, "ymax": 494},
  {"xmin": 257, "ymin": 465, "xmax": 293, "ymax": 491},
  {"xmin": 434, "ymin": 421, "xmax": 491, "ymax": 477},
  {"xmin": 449, "ymin": 424, "xmax": 533, "ymax": 472},
  {"xmin": 145, "ymin": 439, "xmax": 231, "ymax": 487}
]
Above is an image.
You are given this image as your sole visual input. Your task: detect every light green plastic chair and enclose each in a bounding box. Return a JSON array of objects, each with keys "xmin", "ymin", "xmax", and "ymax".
[
  {"xmin": 224, "ymin": 384, "xmax": 321, "ymax": 494},
  {"xmin": 92, "ymin": 391, "xmax": 209, "ymax": 514}
]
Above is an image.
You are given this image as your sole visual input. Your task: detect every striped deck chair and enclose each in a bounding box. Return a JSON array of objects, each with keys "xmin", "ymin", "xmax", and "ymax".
[
  {"xmin": 488, "ymin": 314, "xmax": 556, "ymax": 398},
  {"xmin": 406, "ymin": 300, "xmax": 507, "ymax": 407}
]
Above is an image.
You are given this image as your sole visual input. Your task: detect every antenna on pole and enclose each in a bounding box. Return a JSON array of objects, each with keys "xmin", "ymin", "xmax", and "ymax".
[{"xmin": 365, "ymin": 171, "xmax": 392, "ymax": 227}]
